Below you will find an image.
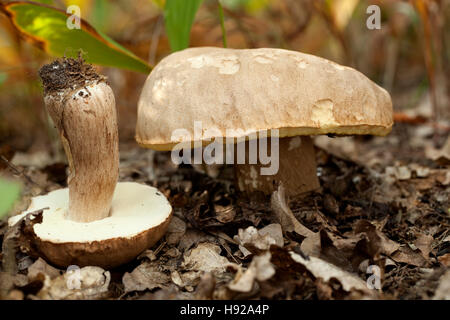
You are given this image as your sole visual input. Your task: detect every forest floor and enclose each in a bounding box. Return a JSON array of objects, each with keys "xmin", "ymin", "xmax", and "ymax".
[{"xmin": 0, "ymin": 120, "xmax": 449, "ymax": 300}]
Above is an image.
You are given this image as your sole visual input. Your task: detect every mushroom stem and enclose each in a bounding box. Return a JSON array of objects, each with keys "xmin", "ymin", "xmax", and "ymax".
[
  {"xmin": 234, "ymin": 136, "xmax": 320, "ymax": 197},
  {"xmin": 39, "ymin": 58, "xmax": 119, "ymax": 222}
]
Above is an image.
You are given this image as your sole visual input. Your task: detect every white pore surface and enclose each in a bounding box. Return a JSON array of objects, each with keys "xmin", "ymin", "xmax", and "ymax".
[{"xmin": 8, "ymin": 182, "xmax": 171, "ymax": 243}]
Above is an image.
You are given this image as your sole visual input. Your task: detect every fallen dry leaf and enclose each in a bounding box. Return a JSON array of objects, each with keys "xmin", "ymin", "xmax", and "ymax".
[
  {"xmin": 2, "ymin": 209, "xmax": 45, "ymax": 274},
  {"xmin": 270, "ymin": 184, "xmax": 315, "ymax": 238},
  {"xmin": 27, "ymin": 257, "xmax": 61, "ymax": 281},
  {"xmin": 270, "ymin": 184, "xmax": 320, "ymax": 256},
  {"xmin": 214, "ymin": 203, "xmax": 236, "ymax": 223},
  {"xmin": 37, "ymin": 266, "xmax": 110, "ymax": 300},
  {"xmin": 122, "ymin": 262, "xmax": 170, "ymax": 293},
  {"xmin": 438, "ymin": 253, "xmax": 450, "ymax": 267},
  {"xmin": 413, "ymin": 232, "xmax": 434, "ymax": 261},
  {"xmin": 181, "ymin": 242, "xmax": 230, "ymax": 275},
  {"xmin": 178, "ymin": 229, "xmax": 216, "ymax": 252},
  {"xmin": 385, "ymin": 165, "xmax": 412, "ymax": 181},
  {"xmin": 433, "ymin": 269, "xmax": 450, "ymax": 299},
  {"xmin": 228, "ymin": 252, "xmax": 275, "ymax": 293},
  {"xmin": 353, "ymin": 220, "xmax": 401, "ymax": 257},
  {"xmin": 165, "ymin": 215, "xmax": 187, "ymax": 245},
  {"xmin": 319, "ymin": 230, "xmax": 353, "ymax": 272},
  {"xmin": 234, "ymin": 225, "xmax": 282, "ymax": 257},
  {"xmin": 0, "ymin": 272, "xmax": 28, "ymax": 299},
  {"xmin": 259, "ymin": 224, "xmax": 284, "ymax": 247},
  {"xmin": 391, "ymin": 246, "xmax": 428, "ymax": 267},
  {"xmin": 194, "ymin": 272, "xmax": 216, "ymax": 300},
  {"xmin": 300, "ymin": 233, "xmax": 322, "ymax": 257},
  {"xmin": 289, "ymin": 251, "xmax": 375, "ymax": 297},
  {"xmin": 177, "ymin": 270, "xmax": 203, "ymax": 290},
  {"xmin": 426, "ymin": 136, "xmax": 450, "ymax": 165}
]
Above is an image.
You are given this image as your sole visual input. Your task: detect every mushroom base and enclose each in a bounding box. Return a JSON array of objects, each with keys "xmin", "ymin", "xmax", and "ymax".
[
  {"xmin": 235, "ymin": 136, "xmax": 320, "ymax": 197},
  {"xmin": 8, "ymin": 182, "xmax": 172, "ymax": 269}
]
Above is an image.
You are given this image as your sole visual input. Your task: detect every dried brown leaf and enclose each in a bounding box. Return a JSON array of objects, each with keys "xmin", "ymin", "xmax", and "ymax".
[
  {"xmin": 178, "ymin": 229, "xmax": 216, "ymax": 252},
  {"xmin": 289, "ymin": 251, "xmax": 375, "ymax": 297},
  {"xmin": 27, "ymin": 257, "xmax": 61, "ymax": 281},
  {"xmin": 433, "ymin": 269, "xmax": 450, "ymax": 299},
  {"xmin": 122, "ymin": 262, "xmax": 170, "ymax": 293},
  {"xmin": 165, "ymin": 216, "xmax": 186, "ymax": 245},
  {"xmin": 391, "ymin": 246, "xmax": 428, "ymax": 267},
  {"xmin": 38, "ymin": 266, "xmax": 110, "ymax": 300},
  {"xmin": 2, "ymin": 209, "xmax": 45, "ymax": 274},
  {"xmin": 270, "ymin": 184, "xmax": 315, "ymax": 238},
  {"xmin": 414, "ymin": 232, "xmax": 434, "ymax": 261},
  {"xmin": 234, "ymin": 225, "xmax": 283, "ymax": 256},
  {"xmin": 181, "ymin": 243, "xmax": 230, "ymax": 275},
  {"xmin": 228, "ymin": 252, "xmax": 275, "ymax": 293},
  {"xmin": 354, "ymin": 220, "xmax": 401, "ymax": 257},
  {"xmin": 426, "ymin": 136, "xmax": 450, "ymax": 165},
  {"xmin": 194, "ymin": 272, "xmax": 216, "ymax": 300},
  {"xmin": 438, "ymin": 253, "xmax": 450, "ymax": 267}
]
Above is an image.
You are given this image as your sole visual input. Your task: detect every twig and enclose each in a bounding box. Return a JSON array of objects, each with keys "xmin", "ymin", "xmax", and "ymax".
[
  {"xmin": 414, "ymin": 0, "xmax": 439, "ymax": 135},
  {"xmin": 148, "ymin": 15, "xmax": 164, "ymax": 66},
  {"xmin": 0, "ymin": 155, "xmax": 41, "ymax": 188},
  {"xmin": 313, "ymin": 1, "xmax": 353, "ymax": 67},
  {"xmin": 219, "ymin": 240, "xmax": 240, "ymax": 265},
  {"xmin": 153, "ymin": 240, "xmax": 167, "ymax": 256}
]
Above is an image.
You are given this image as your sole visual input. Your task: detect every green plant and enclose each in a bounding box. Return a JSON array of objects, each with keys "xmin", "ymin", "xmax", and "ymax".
[
  {"xmin": 0, "ymin": 0, "xmax": 228, "ymax": 70},
  {"xmin": 164, "ymin": 0, "xmax": 204, "ymax": 52},
  {"xmin": 0, "ymin": 1, "xmax": 151, "ymax": 73},
  {"xmin": 0, "ymin": 178, "xmax": 21, "ymax": 219},
  {"xmin": 0, "ymin": 73, "xmax": 7, "ymax": 87},
  {"xmin": 218, "ymin": 0, "xmax": 228, "ymax": 48}
]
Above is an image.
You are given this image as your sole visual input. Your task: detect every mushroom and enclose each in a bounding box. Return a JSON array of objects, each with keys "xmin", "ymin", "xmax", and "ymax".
[
  {"xmin": 136, "ymin": 47, "xmax": 393, "ymax": 197},
  {"xmin": 8, "ymin": 57, "xmax": 172, "ymax": 269}
]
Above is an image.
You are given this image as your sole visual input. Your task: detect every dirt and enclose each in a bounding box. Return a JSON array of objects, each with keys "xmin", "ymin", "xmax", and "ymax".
[{"xmin": 38, "ymin": 55, "xmax": 105, "ymax": 95}]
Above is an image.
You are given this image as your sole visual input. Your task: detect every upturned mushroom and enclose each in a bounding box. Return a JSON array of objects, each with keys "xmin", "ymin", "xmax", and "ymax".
[
  {"xmin": 136, "ymin": 47, "xmax": 393, "ymax": 196},
  {"xmin": 8, "ymin": 57, "xmax": 172, "ymax": 269}
]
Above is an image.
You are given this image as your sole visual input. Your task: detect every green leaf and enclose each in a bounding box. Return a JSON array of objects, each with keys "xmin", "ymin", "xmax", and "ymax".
[
  {"xmin": 218, "ymin": 1, "xmax": 227, "ymax": 48},
  {"xmin": 0, "ymin": 178, "xmax": 21, "ymax": 219},
  {"xmin": 164, "ymin": 0, "xmax": 203, "ymax": 52},
  {"xmin": 0, "ymin": 1, "xmax": 151, "ymax": 73},
  {"xmin": 27, "ymin": 0, "xmax": 54, "ymax": 4},
  {"xmin": 0, "ymin": 73, "xmax": 7, "ymax": 86}
]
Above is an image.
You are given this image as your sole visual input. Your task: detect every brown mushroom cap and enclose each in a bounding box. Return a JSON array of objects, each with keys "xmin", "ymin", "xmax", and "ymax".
[
  {"xmin": 136, "ymin": 47, "xmax": 393, "ymax": 151},
  {"xmin": 9, "ymin": 182, "xmax": 172, "ymax": 269}
]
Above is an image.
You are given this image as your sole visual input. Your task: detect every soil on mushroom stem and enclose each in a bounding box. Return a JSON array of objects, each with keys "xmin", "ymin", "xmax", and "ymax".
[
  {"xmin": 39, "ymin": 56, "xmax": 106, "ymax": 95},
  {"xmin": 0, "ymin": 124, "xmax": 448, "ymax": 300}
]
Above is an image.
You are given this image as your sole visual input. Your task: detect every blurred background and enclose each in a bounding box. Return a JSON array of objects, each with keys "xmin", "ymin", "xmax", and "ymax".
[{"xmin": 0, "ymin": 0, "xmax": 449, "ymax": 216}]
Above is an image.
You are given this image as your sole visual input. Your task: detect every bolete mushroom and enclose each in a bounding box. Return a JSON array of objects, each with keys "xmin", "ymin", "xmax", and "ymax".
[
  {"xmin": 8, "ymin": 58, "xmax": 172, "ymax": 269},
  {"xmin": 136, "ymin": 47, "xmax": 393, "ymax": 197}
]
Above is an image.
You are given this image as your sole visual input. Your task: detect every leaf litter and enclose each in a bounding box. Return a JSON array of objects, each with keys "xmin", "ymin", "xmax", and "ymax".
[{"xmin": 0, "ymin": 124, "xmax": 449, "ymax": 300}]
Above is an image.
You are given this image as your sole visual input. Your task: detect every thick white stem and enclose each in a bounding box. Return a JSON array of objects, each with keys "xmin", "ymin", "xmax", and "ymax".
[{"xmin": 44, "ymin": 81, "xmax": 119, "ymax": 222}]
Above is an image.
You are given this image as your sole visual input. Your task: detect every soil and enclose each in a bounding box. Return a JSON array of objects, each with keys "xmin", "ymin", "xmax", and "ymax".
[{"xmin": 39, "ymin": 55, "xmax": 105, "ymax": 95}]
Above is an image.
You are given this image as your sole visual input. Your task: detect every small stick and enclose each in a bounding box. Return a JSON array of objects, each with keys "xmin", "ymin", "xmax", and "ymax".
[{"xmin": 0, "ymin": 155, "xmax": 41, "ymax": 188}]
